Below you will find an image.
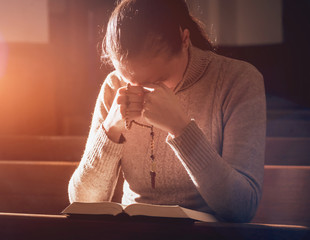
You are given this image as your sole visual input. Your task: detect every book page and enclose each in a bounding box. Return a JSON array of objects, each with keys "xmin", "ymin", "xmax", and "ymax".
[
  {"xmin": 124, "ymin": 203, "xmax": 217, "ymax": 222},
  {"xmin": 180, "ymin": 207, "xmax": 218, "ymax": 222},
  {"xmin": 124, "ymin": 203, "xmax": 184, "ymax": 218},
  {"xmin": 62, "ymin": 202, "xmax": 123, "ymax": 216}
]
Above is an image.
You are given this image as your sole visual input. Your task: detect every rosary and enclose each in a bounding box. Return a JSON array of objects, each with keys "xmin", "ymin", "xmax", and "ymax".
[{"xmin": 125, "ymin": 84, "xmax": 156, "ymax": 189}]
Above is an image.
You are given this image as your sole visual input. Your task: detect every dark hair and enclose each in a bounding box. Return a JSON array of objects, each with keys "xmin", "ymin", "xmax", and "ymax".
[{"xmin": 102, "ymin": 0, "xmax": 213, "ymax": 65}]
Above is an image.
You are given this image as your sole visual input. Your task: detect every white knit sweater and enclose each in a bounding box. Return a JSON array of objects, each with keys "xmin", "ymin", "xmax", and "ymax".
[{"xmin": 68, "ymin": 46, "xmax": 266, "ymax": 222}]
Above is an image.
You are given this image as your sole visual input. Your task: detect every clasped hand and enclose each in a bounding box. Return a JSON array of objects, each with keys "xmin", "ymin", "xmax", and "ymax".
[{"xmin": 103, "ymin": 83, "xmax": 190, "ymax": 142}]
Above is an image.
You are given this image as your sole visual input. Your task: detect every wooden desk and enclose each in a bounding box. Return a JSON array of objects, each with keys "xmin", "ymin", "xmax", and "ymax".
[{"xmin": 0, "ymin": 213, "xmax": 309, "ymax": 240}]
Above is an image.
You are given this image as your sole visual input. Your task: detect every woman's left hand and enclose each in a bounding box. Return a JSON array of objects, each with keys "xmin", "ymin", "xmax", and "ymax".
[{"xmin": 142, "ymin": 83, "xmax": 191, "ymax": 137}]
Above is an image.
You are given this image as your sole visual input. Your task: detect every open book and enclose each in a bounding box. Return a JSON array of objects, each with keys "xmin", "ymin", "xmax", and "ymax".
[{"xmin": 62, "ymin": 202, "xmax": 217, "ymax": 223}]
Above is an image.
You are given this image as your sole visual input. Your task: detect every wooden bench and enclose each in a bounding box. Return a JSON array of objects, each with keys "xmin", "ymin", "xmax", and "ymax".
[
  {"xmin": 0, "ymin": 160, "xmax": 309, "ymax": 227},
  {"xmin": 267, "ymin": 109, "xmax": 310, "ymax": 137},
  {"xmin": 1, "ymin": 135, "xmax": 310, "ymax": 165},
  {"xmin": 0, "ymin": 160, "xmax": 77, "ymax": 214},
  {"xmin": 267, "ymin": 120, "xmax": 310, "ymax": 137},
  {"xmin": 0, "ymin": 135, "xmax": 86, "ymax": 161},
  {"xmin": 265, "ymin": 137, "xmax": 310, "ymax": 165},
  {"xmin": 252, "ymin": 165, "xmax": 310, "ymax": 227}
]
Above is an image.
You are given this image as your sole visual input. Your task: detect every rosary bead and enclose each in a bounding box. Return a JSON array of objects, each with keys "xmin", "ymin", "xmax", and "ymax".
[{"xmin": 126, "ymin": 83, "xmax": 156, "ymax": 188}]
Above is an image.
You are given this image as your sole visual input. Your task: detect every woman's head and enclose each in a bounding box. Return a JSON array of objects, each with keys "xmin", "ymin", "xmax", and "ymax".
[{"xmin": 102, "ymin": 0, "xmax": 212, "ymax": 66}]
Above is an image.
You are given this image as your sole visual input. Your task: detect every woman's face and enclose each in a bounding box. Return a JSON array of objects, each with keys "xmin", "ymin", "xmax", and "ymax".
[
  {"xmin": 113, "ymin": 49, "xmax": 188, "ymax": 89},
  {"xmin": 112, "ymin": 29, "xmax": 190, "ymax": 88}
]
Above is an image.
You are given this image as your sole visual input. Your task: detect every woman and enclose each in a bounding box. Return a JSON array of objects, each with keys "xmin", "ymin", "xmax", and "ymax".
[{"xmin": 68, "ymin": 0, "xmax": 266, "ymax": 222}]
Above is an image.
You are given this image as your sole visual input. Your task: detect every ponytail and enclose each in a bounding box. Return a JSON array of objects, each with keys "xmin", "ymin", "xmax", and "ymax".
[
  {"xmin": 186, "ymin": 15, "xmax": 213, "ymax": 51},
  {"xmin": 176, "ymin": 0, "xmax": 213, "ymax": 51}
]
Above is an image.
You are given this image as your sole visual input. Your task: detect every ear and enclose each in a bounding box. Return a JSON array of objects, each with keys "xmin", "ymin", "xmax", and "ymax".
[{"xmin": 181, "ymin": 28, "xmax": 190, "ymax": 50}]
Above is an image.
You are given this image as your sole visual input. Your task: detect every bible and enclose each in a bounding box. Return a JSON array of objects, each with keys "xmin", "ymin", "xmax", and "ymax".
[{"xmin": 62, "ymin": 201, "xmax": 217, "ymax": 222}]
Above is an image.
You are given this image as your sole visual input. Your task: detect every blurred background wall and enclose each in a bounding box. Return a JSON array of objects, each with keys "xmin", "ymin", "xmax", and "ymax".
[{"xmin": 0, "ymin": 0, "xmax": 309, "ymax": 136}]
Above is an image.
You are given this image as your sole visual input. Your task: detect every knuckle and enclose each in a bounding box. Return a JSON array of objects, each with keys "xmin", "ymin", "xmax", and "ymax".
[
  {"xmin": 119, "ymin": 106, "xmax": 126, "ymax": 117},
  {"xmin": 116, "ymin": 95, "xmax": 123, "ymax": 104},
  {"xmin": 118, "ymin": 87, "xmax": 127, "ymax": 95}
]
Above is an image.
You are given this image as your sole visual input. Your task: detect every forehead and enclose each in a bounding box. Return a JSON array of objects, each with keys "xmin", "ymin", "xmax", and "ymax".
[{"xmin": 114, "ymin": 54, "xmax": 172, "ymax": 84}]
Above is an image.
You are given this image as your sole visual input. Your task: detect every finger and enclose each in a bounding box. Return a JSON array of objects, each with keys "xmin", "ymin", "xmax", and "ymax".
[
  {"xmin": 142, "ymin": 108, "xmax": 153, "ymax": 122},
  {"xmin": 119, "ymin": 103, "xmax": 143, "ymax": 116},
  {"xmin": 143, "ymin": 98, "xmax": 152, "ymax": 111},
  {"xmin": 127, "ymin": 102, "xmax": 144, "ymax": 111},
  {"xmin": 143, "ymin": 90, "xmax": 155, "ymax": 103},
  {"xmin": 127, "ymin": 93, "xmax": 144, "ymax": 103},
  {"xmin": 117, "ymin": 94, "xmax": 144, "ymax": 105},
  {"xmin": 119, "ymin": 105, "xmax": 142, "ymax": 119},
  {"xmin": 126, "ymin": 85, "xmax": 145, "ymax": 95},
  {"xmin": 118, "ymin": 85, "xmax": 144, "ymax": 97},
  {"xmin": 118, "ymin": 87, "xmax": 127, "ymax": 95},
  {"xmin": 116, "ymin": 95, "xmax": 127, "ymax": 105}
]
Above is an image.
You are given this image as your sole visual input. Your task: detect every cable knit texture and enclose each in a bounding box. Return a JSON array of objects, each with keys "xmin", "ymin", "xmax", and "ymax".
[{"xmin": 68, "ymin": 46, "xmax": 266, "ymax": 222}]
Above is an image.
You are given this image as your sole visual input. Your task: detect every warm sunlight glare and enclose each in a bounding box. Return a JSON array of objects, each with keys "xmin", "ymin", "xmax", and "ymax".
[{"xmin": 0, "ymin": 34, "xmax": 8, "ymax": 79}]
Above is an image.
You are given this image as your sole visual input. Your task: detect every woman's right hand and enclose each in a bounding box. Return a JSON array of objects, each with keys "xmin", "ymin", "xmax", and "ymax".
[{"xmin": 103, "ymin": 85, "xmax": 144, "ymax": 143}]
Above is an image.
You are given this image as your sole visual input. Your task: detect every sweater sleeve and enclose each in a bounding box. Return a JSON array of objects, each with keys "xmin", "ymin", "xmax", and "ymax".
[
  {"xmin": 68, "ymin": 73, "xmax": 124, "ymax": 203},
  {"xmin": 167, "ymin": 63, "xmax": 266, "ymax": 222}
]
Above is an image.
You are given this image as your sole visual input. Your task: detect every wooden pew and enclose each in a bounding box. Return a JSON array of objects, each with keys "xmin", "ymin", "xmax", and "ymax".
[
  {"xmin": 1, "ymin": 135, "xmax": 310, "ymax": 166},
  {"xmin": 267, "ymin": 109, "xmax": 310, "ymax": 137},
  {"xmin": 252, "ymin": 165, "xmax": 310, "ymax": 227},
  {"xmin": 0, "ymin": 160, "xmax": 77, "ymax": 214},
  {"xmin": 0, "ymin": 135, "xmax": 86, "ymax": 161},
  {"xmin": 267, "ymin": 120, "xmax": 310, "ymax": 137},
  {"xmin": 0, "ymin": 160, "xmax": 309, "ymax": 227},
  {"xmin": 265, "ymin": 137, "xmax": 310, "ymax": 165}
]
